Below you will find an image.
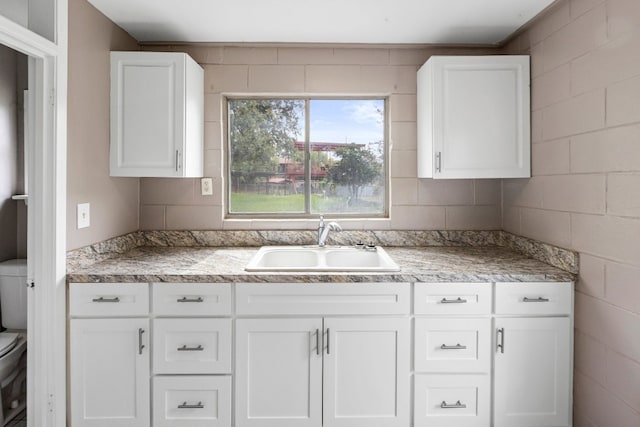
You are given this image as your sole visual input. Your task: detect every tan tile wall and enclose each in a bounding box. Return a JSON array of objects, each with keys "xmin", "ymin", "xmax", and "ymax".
[
  {"xmin": 503, "ymin": 0, "xmax": 640, "ymax": 424},
  {"xmin": 139, "ymin": 45, "xmax": 502, "ymax": 231}
]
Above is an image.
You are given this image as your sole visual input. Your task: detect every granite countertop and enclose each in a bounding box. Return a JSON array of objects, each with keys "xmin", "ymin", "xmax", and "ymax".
[{"xmin": 66, "ymin": 245, "xmax": 575, "ymax": 284}]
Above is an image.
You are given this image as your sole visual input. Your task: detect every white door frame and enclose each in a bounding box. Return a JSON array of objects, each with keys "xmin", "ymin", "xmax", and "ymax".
[{"xmin": 0, "ymin": 6, "xmax": 67, "ymax": 427}]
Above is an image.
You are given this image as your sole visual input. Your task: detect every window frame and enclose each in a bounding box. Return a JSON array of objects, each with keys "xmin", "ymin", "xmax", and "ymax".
[{"xmin": 224, "ymin": 95, "xmax": 390, "ymax": 219}]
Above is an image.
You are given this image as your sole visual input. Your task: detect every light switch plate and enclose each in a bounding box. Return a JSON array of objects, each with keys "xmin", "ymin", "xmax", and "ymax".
[
  {"xmin": 77, "ymin": 203, "xmax": 90, "ymax": 229},
  {"xmin": 201, "ymin": 178, "xmax": 214, "ymax": 196}
]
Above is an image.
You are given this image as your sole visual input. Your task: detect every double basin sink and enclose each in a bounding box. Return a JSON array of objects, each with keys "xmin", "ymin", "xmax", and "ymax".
[{"xmin": 245, "ymin": 245, "xmax": 400, "ymax": 272}]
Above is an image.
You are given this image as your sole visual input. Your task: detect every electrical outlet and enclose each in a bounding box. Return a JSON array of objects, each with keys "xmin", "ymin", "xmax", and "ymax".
[
  {"xmin": 201, "ymin": 178, "xmax": 214, "ymax": 196},
  {"xmin": 77, "ymin": 203, "xmax": 90, "ymax": 229}
]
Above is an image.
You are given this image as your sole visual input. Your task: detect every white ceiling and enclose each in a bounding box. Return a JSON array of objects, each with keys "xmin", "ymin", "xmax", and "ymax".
[{"xmin": 86, "ymin": 0, "xmax": 556, "ymax": 45}]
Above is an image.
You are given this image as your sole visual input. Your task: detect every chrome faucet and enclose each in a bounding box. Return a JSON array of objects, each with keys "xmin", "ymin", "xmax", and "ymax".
[{"xmin": 317, "ymin": 215, "xmax": 342, "ymax": 247}]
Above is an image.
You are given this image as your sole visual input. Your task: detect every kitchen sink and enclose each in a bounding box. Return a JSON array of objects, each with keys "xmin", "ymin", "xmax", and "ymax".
[{"xmin": 245, "ymin": 245, "xmax": 400, "ymax": 272}]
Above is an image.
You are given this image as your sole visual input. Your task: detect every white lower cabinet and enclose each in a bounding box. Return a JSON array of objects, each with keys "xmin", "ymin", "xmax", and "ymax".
[
  {"xmin": 153, "ymin": 376, "xmax": 232, "ymax": 427},
  {"xmin": 69, "ymin": 281, "xmax": 573, "ymax": 427},
  {"xmin": 323, "ymin": 317, "xmax": 410, "ymax": 427},
  {"xmin": 235, "ymin": 318, "xmax": 323, "ymax": 427},
  {"xmin": 235, "ymin": 317, "xmax": 410, "ymax": 427},
  {"xmin": 493, "ymin": 317, "xmax": 571, "ymax": 427},
  {"xmin": 151, "ymin": 283, "xmax": 233, "ymax": 427},
  {"xmin": 70, "ymin": 318, "xmax": 150, "ymax": 427}
]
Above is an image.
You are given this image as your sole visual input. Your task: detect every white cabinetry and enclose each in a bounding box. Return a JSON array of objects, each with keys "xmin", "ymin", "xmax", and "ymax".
[
  {"xmin": 417, "ymin": 55, "xmax": 530, "ymax": 179},
  {"xmin": 69, "ymin": 284, "xmax": 150, "ymax": 427},
  {"xmin": 234, "ymin": 283, "xmax": 410, "ymax": 427},
  {"xmin": 153, "ymin": 375, "xmax": 232, "ymax": 427},
  {"xmin": 110, "ymin": 51, "xmax": 204, "ymax": 177},
  {"xmin": 323, "ymin": 317, "xmax": 409, "ymax": 427},
  {"xmin": 413, "ymin": 283, "xmax": 491, "ymax": 427},
  {"xmin": 152, "ymin": 283, "xmax": 233, "ymax": 427},
  {"xmin": 69, "ymin": 280, "xmax": 573, "ymax": 427},
  {"xmin": 493, "ymin": 282, "xmax": 573, "ymax": 427},
  {"xmin": 235, "ymin": 318, "xmax": 323, "ymax": 427}
]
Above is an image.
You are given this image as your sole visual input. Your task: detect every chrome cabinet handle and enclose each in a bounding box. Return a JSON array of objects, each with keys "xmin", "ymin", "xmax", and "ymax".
[
  {"xmin": 178, "ymin": 401, "xmax": 204, "ymax": 409},
  {"xmin": 435, "ymin": 151, "xmax": 442, "ymax": 173},
  {"xmin": 138, "ymin": 328, "xmax": 145, "ymax": 355},
  {"xmin": 177, "ymin": 344, "xmax": 204, "ymax": 352},
  {"xmin": 92, "ymin": 296, "xmax": 120, "ymax": 303},
  {"xmin": 523, "ymin": 297, "xmax": 550, "ymax": 303},
  {"xmin": 316, "ymin": 329, "xmax": 320, "ymax": 356},
  {"xmin": 326, "ymin": 328, "xmax": 330, "ymax": 355},
  {"xmin": 441, "ymin": 400, "xmax": 466, "ymax": 409},
  {"xmin": 177, "ymin": 296, "xmax": 204, "ymax": 303},
  {"xmin": 175, "ymin": 150, "xmax": 179, "ymax": 171},
  {"xmin": 440, "ymin": 343, "xmax": 467, "ymax": 350},
  {"xmin": 440, "ymin": 297, "xmax": 467, "ymax": 304},
  {"xmin": 497, "ymin": 328, "xmax": 504, "ymax": 353}
]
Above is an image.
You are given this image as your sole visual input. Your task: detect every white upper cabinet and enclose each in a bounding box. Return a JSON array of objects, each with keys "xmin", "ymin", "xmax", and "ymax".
[
  {"xmin": 110, "ymin": 51, "xmax": 204, "ymax": 177},
  {"xmin": 417, "ymin": 55, "xmax": 530, "ymax": 179}
]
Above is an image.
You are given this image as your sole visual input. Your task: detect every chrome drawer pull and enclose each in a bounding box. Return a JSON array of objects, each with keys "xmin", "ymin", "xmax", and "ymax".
[
  {"xmin": 440, "ymin": 297, "xmax": 467, "ymax": 304},
  {"xmin": 92, "ymin": 296, "xmax": 120, "ymax": 303},
  {"xmin": 440, "ymin": 343, "xmax": 467, "ymax": 350},
  {"xmin": 177, "ymin": 344, "xmax": 204, "ymax": 351},
  {"xmin": 177, "ymin": 296, "xmax": 204, "ymax": 303},
  {"xmin": 523, "ymin": 297, "xmax": 550, "ymax": 303},
  {"xmin": 178, "ymin": 401, "xmax": 204, "ymax": 409},
  {"xmin": 441, "ymin": 400, "xmax": 466, "ymax": 409}
]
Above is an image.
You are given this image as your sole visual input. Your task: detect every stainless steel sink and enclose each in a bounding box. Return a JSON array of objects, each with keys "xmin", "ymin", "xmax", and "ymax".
[{"xmin": 245, "ymin": 246, "xmax": 400, "ymax": 272}]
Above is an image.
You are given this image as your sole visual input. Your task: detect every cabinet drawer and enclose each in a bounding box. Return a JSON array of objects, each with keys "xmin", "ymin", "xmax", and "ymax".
[
  {"xmin": 69, "ymin": 283, "xmax": 149, "ymax": 317},
  {"xmin": 415, "ymin": 318, "xmax": 490, "ymax": 373},
  {"xmin": 153, "ymin": 318, "xmax": 232, "ymax": 374},
  {"xmin": 414, "ymin": 374, "xmax": 490, "ymax": 427},
  {"xmin": 236, "ymin": 283, "xmax": 410, "ymax": 315},
  {"xmin": 495, "ymin": 282, "xmax": 573, "ymax": 315},
  {"xmin": 153, "ymin": 376, "xmax": 231, "ymax": 427},
  {"xmin": 414, "ymin": 283, "xmax": 491, "ymax": 315},
  {"xmin": 153, "ymin": 283, "xmax": 232, "ymax": 316}
]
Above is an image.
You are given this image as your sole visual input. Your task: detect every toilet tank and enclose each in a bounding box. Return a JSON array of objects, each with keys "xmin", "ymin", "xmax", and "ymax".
[{"xmin": 0, "ymin": 259, "xmax": 28, "ymax": 330}]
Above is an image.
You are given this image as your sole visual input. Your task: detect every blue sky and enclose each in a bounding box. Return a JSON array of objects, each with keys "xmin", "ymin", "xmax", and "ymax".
[{"xmin": 300, "ymin": 99, "xmax": 384, "ymax": 146}]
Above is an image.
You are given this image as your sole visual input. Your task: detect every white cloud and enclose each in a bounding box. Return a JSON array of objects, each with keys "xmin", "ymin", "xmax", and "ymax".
[{"xmin": 344, "ymin": 100, "xmax": 384, "ymax": 128}]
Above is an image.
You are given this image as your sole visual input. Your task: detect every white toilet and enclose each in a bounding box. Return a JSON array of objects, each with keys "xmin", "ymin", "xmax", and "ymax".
[{"xmin": 0, "ymin": 259, "xmax": 28, "ymax": 425}]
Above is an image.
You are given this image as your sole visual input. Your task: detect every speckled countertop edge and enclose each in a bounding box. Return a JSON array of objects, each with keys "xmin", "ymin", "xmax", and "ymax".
[
  {"xmin": 67, "ymin": 230, "xmax": 578, "ymax": 276},
  {"xmin": 66, "ymin": 245, "xmax": 576, "ymax": 284}
]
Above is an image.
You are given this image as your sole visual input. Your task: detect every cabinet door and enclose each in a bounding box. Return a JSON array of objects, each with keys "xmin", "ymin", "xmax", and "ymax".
[
  {"xmin": 494, "ymin": 317, "xmax": 571, "ymax": 427},
  {"xmin": 235, "ymin": 318, "xmax": 322, "ymax": 427},
  {"xmin": 70, "ymin": 318, "xmax": 150, "ymax": 427},
  {"xmin": 419, "ymin": 55, "xmax": 530, "ymax": 179},
  {"xmin": 323, "ymin": 317, "xmax": 410, "ymax": 427},
  {"xmin": 111, "ymin": 52, "xmax": 183, "ymax": 177},
  {"xmin": 110, "ymin": 51, "xmax": 203, "ymax": 178}
]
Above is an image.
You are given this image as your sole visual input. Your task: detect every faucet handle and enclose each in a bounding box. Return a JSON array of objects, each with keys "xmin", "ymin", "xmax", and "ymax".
[{"xmin": 318, "ymin": 215, "xmax": 324, "ymax": 226}]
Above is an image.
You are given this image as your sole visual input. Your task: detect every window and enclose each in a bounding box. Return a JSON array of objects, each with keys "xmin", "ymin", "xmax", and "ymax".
[{"xmin": 227, "ymin": 97, "xmax": 387, "ymax": 217}]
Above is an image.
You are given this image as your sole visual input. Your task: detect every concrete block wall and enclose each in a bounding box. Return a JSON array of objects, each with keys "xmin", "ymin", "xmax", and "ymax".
[
  {"xmin": 139, "ymin": 44, "xmax": 503, "ymax": 231},
  {"xmin": 503, "ymin": 0, "xmax": 640, "ymax": 424}
]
